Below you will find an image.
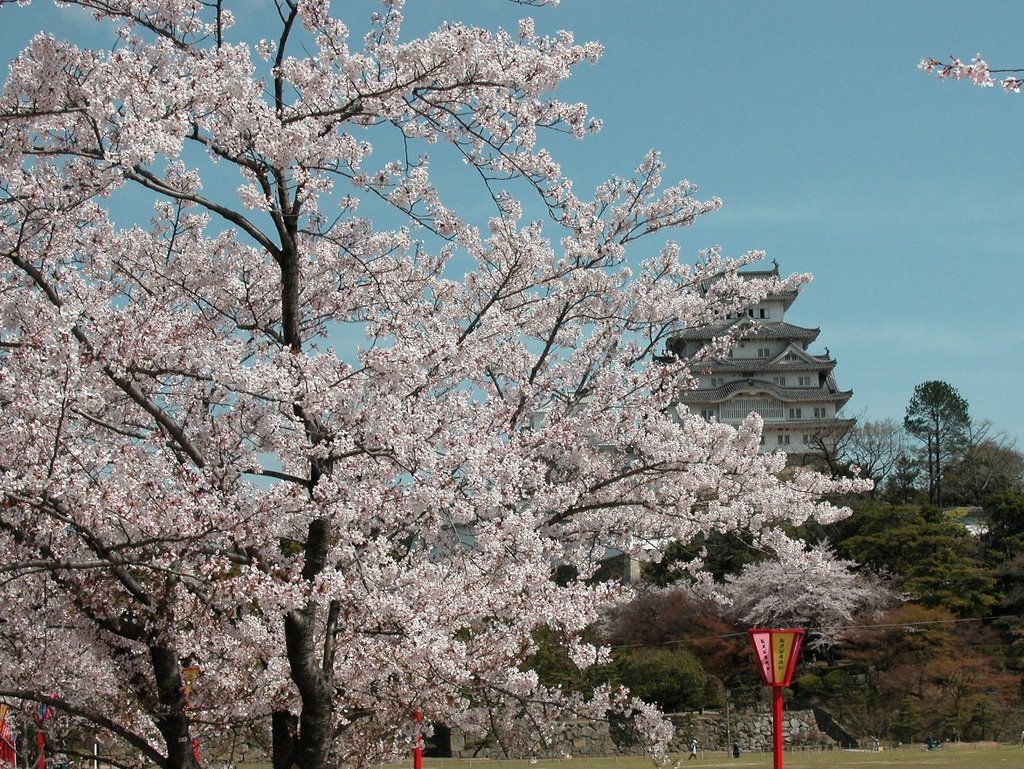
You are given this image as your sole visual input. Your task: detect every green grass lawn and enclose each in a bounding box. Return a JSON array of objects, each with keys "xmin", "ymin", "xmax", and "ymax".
[{"xmin": 403, "ymin": 744, "xmax": 1023, "ymax": 769}]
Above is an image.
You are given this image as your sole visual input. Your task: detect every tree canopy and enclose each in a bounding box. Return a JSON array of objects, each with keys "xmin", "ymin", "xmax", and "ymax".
[
  {"xmin": 0, "ymin": 2, "xmax": 863, "ymax": 768},
  {"xmin": 943, "ymin": 421, "xmax": 1024, "ymax": 505},
  {"xmin": 834, "ymin": 503, "xmax": 996, "ymax": 617},
  {"xmin": 904, "ymin": 380, "xmax": 970, "ymax": 506}
]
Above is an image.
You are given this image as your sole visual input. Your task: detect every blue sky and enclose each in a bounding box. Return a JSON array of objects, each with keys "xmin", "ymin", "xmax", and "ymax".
[{"xmin": 4, "ymin": 0, "xmax": 1023, "ymax": 442}]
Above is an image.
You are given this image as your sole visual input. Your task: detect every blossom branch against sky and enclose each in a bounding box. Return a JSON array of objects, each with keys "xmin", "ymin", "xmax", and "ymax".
[{"xmin": 919, "ymin": 54, "xmax": 1024, "ymax": 92}]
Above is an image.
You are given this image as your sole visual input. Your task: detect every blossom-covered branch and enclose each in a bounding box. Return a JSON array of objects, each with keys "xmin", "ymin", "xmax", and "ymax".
[{"xmin": 919, "ymin": 54, "xmax": 1024, "ymax": 93}]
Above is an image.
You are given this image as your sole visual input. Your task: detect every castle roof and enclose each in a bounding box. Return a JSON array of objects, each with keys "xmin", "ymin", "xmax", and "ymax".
[
  {"xmin": 698, "ymin": 262, "xmax": 800, "ymax": 311},
  {"xmin": 673, "ymin": 319, "xmax": 820, "ymax": 343},
  {"xmin": 690, "ymin": 342, "xmax": 836, "ymax": 374},
  {"xmin": 680, "ymin": 379, "xmax": 853, "ymax": 407},
  {"xmin": 691, "ymin": 358, "xmax": 837, "ymax": 374}
]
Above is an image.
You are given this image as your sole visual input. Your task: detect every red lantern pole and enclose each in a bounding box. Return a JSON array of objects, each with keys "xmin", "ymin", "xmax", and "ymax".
[
  {"xmin": 33, "ymin": 702, "xmax": 53, "ymax": 769},
  {"xmin": 413, "ymin": 711, "xmax": 423, "ymax": 769},
  {"xmin": 181, "ymin": 665, "xmax": 201, "ymax": 764},
  {"xmin": 748, "ymin": 629, "xmax": 805, "ymax": 769},
  {"xmin": 772, "ymin": 686, "xmax": 784, "ymax": 769}
]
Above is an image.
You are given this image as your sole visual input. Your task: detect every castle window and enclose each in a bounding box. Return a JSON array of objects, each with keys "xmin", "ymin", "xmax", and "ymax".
[
  {"xmin": 814, "ymin": 407, "xmax": 828, "ymax": 418},
  {"xmin": 798, "ymin": 376, "xmax": 812, "ymax": 386},
  {"xmin": 777, "ymin": 434, "xmax": 791, "ymax": 446},
  {"xmin": 772, "ymin": 376, "xmax": 786, "ymax": 386},
  {"xmin": 757, "ymin": 348, "xmax": 771, "ymax": 358},
  {"xmin": 711, "ymin": 377, "xmax": 724, "ymax": 387},
  {"xmin": 789, "ymin": 407, "xmax": 802, "ymax": 419},
  {"xmin": 700, "ymin": 409, "xmax": 716, "ymax": 420}
]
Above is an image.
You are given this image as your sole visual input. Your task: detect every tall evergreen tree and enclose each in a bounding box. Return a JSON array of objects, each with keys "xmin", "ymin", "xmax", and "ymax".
[
  {"xmin": 835, "ymin": 503, "xmax": 996, "ymax": 617},
  {"xmin": 904, "ymin": 381, "xmax": 970, "ymax": 506}
]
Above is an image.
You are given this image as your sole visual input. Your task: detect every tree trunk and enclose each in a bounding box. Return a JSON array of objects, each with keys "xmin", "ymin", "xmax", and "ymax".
[
  {"xmin": 283, "ymin": 517, "xmax": 334, "ymax": 769},
  {"xmin": 150, "ymin": 645, "xmax": 200, "ymax": 769},
  {"xmin": 272, "ymin": 710, "xmax": 299, "ymax": 769}
]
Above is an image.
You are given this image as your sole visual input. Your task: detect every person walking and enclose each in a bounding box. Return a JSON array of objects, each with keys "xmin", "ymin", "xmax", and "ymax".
[{"xmin": 688, "ymin": 739, "xmax": 699, "ymax": 759}]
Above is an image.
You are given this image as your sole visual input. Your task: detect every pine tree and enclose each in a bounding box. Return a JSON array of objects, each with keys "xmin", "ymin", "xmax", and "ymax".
[{"xmin": 904, "ymin": 381, "xmax": 970, "ymax": 506}]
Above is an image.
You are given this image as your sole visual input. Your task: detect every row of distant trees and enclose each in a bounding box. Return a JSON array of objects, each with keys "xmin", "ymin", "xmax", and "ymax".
[
  {"xmin": 569, "ymin": 380, "xmax": 1024, "ymax": 744},
  {"xmin": 816, "ymin": 380, "xmax": 1022, "ymax": 508},
  {"xmin": 533, "ymin": 481, "xmax": 1024, "ymax": 742},
  {"xmin": 564, "ymin": 475, "xmax": 1024, "ymax": 746}
]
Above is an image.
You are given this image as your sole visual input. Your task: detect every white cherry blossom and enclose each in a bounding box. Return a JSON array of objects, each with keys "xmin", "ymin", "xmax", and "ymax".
[{"xmin": 1, "ymin": 2, "xmax": 867, "ymax": 769}]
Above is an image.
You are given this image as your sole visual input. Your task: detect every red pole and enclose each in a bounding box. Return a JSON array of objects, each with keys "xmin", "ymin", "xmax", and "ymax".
[
  {"xmin": 413, "ymin": 711, "xmax": 423, "ymax": 769},
  {"xmin": 772, "ymin": 686, "xmax": 784, "ymax": 769},
  {"xmin": 0, "ymin": 733, "xmax": 16, "ymax": 769},
  {"xmin": 36, "ymin": 731, "xmax": 45, "ymax": 769}
]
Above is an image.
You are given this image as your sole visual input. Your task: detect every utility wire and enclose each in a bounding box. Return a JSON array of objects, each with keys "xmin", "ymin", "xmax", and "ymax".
[{"xmin": 605, "ymin": 612, "xmax": 1024, "ymax": 650}]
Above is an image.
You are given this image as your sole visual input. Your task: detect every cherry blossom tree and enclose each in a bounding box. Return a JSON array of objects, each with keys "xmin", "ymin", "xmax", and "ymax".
[
  {"xmin": 720, "ymin": 534, "xmax": 890, "ymax": 649},
  {"xmin": 0, "ymin": 2, "xmax": 865, "ymax": 768}
]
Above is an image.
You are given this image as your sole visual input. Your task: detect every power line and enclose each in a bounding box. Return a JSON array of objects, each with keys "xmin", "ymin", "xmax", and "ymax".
[{"xmin": 605, "ymin": 613, "xmax": 1024, "ymax": 651}]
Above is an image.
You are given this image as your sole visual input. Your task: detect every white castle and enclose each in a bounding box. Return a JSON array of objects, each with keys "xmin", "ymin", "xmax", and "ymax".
[{"xmin": 670, "ymin": 264, "xmax": 853, "ymax": 460}]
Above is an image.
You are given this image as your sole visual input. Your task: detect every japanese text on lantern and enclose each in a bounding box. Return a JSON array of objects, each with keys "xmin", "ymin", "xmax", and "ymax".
[
  {"xmin": 772, "ymin": 632, "xmax": 796, "ymax": 684},
  {"xmin": 751, "ymin": 630, "xmax": 774, "ymax": 684}
]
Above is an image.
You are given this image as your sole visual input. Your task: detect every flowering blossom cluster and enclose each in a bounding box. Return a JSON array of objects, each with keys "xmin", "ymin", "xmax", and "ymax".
[
  {"xmin": 919, "ymin": 54, "xmax": 1024, "ymax": 93},
  {"xmin": 717, "ymin": 533, "xmax": 890, "ymax": 649},
  {"xmin": 0, "ymin": 2, "xmax": 866, "ymax": 768}
]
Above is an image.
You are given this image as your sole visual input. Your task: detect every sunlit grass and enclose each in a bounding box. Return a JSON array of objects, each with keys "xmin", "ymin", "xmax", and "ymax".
[{"xmin": 377, "ymin": 744, "xmax": 1022, "ymax": 769}]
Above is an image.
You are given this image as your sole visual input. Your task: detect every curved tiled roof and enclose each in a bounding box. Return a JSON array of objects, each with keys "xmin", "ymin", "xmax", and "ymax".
[
  {"xmin": 691, "ymin": 358, "xmax": 837, "ymax": 374},
  {"xmin": 673, "ymin": 320, "xmax": 820, "ymax": 342},
  {"xmin": 698, "ymin": 265, "xmax": 800, "ymax": 311},
  {"xmin": 679, "ymin": 379, "xmax": 853, "ymax": 406},
  {"xmin": 762, "ymin": 418, "xmax": 857, "ymax": 430}
]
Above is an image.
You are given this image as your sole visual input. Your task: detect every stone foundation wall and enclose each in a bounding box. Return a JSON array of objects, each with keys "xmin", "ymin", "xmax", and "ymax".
[
  {"xmin": 101, "ymin": 710, "xmax": 832, "ymax": 763},
  {"xmin": 700, "ymin": 710, "xmax": 833, "ymax": 753},
  {"xmin": 448, "ymin": 709, "xmax": 833, "ymax": 758}
]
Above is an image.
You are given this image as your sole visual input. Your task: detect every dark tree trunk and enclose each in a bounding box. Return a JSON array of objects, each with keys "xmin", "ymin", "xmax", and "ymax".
[
  {"xmin": 283, "ymin": 517, "xmax": 334, "ymax": 769},
  {"xmin": 150, "ymin": 645, "xmax": 200, "ymax": 769},
  {"xmin": 272, "ymin": 710, "xmax": 299, "ymax": 769}
]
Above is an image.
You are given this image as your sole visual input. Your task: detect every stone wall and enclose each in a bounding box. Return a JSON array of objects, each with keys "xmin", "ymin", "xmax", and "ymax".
[
  {"xmin": 447, "ymin": 709, "xmax": 833, "ymax": 759},
  {"xmin": 97, "ymin": 709, "xmax": 833, "ymax": 764},
  {"xmin": 697, "ymin": 710, "xmax": 833, "ymax": 753}
]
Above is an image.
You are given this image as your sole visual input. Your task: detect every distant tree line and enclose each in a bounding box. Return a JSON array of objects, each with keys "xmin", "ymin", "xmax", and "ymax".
[
  {"xmin": 819, "ymin": 380, "xmax": 1022, "ymax": 508},
  {"xmin": 525, "ymin": 380, "xmax": 1024, "ymax": 747}
]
